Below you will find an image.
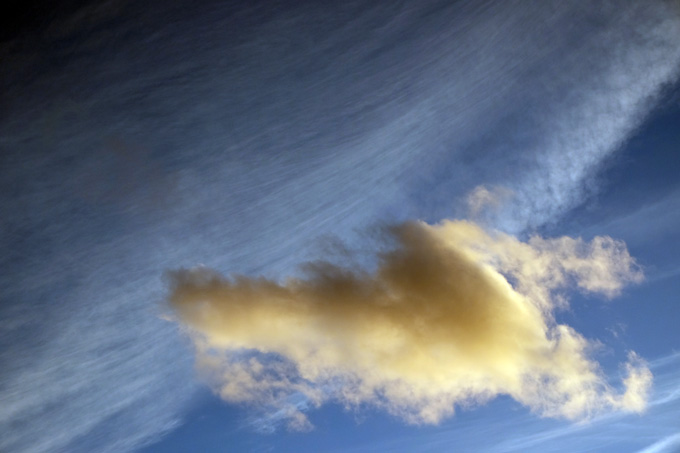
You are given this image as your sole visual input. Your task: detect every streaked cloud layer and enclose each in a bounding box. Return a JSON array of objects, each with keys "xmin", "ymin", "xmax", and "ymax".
[
  {"xmin": 168, "ymin": 220, "xmax": 647, "ymax": 428},
  {"xmin": 2, "ymin": 1, "xmax": 678, "ymax": 451}
]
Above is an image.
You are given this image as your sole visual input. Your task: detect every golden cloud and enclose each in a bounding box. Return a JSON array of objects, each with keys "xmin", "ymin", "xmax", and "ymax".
[{"xmin": 167, "ymin": 220, "xmax": 649, "ymax": 429}]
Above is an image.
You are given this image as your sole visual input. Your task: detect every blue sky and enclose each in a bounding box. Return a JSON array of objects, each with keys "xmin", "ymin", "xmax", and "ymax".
[{"xmin": 1, "ymin": 1, "xmax": 679, "ymax": 452}]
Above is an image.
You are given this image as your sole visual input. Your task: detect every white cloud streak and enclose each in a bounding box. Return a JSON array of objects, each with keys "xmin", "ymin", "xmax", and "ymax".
[
  {"xmin": 637, "ymin": 433, "xmax": 680, "ymax": 453},
  {"xmin": 459, "ymin": 2, "xmax": 680, "ymax": 233}
]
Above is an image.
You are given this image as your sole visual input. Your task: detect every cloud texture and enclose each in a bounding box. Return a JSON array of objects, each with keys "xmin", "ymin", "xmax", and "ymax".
[
  {"xmin": 3, "ymin": 1, "xmax": 677, "ymax": 450},
  {"xmin": 168, "ymin": 220, "xmax": 648, "ymax": 428}
]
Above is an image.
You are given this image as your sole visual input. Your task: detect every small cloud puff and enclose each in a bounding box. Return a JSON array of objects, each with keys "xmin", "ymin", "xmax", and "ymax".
[{"xmin": 465, "ymin": 185, "xmax": 514, "ymax": 219}]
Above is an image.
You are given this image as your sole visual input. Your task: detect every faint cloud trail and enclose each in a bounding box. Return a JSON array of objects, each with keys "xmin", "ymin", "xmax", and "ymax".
[
  {"xmin": 637, "ymin": 433, "xmax": 680, "ymax": 453},
  {"xmin": 2, "ymin": 0, "xmax": 680, "ymax": 451},
  {"xmin": 462, "ymin": 2, "xmax": 680, "ymax": 233}
]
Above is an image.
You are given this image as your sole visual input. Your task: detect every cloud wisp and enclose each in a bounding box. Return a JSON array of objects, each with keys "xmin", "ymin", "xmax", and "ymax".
[
  {"xmin": 443, "ymin": 1, "xmax": 680, "ymax": 233},
  {"xmin": 3, "ymin": 1, "xmax": 676, "ymax": 450},
  {"xmin": 167, "ymin": 220, "xmax": 648, "ymax": 429}
]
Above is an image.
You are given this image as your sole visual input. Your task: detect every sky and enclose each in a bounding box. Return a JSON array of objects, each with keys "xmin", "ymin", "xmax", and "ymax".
[{"xmin": 1, "ymin": 1, "xmax": 679, "ymax": 452}]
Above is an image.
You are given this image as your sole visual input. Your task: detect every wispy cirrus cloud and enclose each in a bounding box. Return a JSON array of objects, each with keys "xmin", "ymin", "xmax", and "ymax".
[
  {"xmin": 440, "ymin": 1, "xmax": 680, "ymax": 233},
  {"xmin": 637, "ymin": 433, "xmax": 680, "ymax": 453},
  {"xmin": 2, "ymin": 1, "xmax": 678, "ymax": 451}
]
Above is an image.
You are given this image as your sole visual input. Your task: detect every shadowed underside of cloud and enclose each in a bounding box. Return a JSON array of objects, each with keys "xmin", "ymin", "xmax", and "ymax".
[{"xmin": 167, "ymin": 220, "xmax": 649, "ymax": 430}]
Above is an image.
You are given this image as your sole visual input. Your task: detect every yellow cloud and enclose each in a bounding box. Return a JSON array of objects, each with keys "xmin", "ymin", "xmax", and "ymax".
[{"xmin": 167, "ymin": 220, "xmax": 648, "ymax": 429}]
